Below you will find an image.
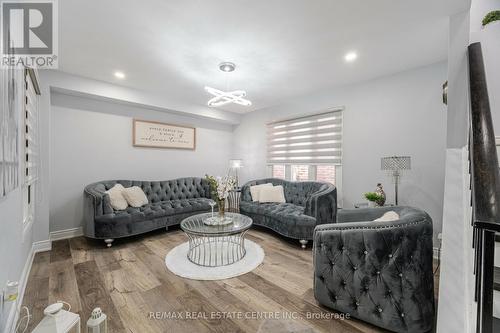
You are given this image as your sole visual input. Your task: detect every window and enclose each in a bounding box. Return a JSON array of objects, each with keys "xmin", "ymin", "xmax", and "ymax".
[
  {"xmin": 272, "ymin": 165, "xmax": 285, "ymax": 179},
  {"xmin": 23, "ymin": 69, "xmax": 40, "ymax": 226},
  {"xmin": 291, "ymin": 165, "xmax": 309, "ymax": 181},
  {"xmin": 272, "ymin": 164, "xmax": 338, "ymax": 185},
  {"xmin": 267, "ymin": 109, "xmax": 343, "ymax": 205},
  {"xmin": 316, "ymin": 165, "xmax": 336, "ymax": 185}
]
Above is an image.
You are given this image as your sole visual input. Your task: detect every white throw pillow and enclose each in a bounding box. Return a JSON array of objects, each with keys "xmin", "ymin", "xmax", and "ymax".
[
  {"xmin": 122, "ymin": 186, "xmax": 149, "ymax": 208},
  {"xmin": 259, "ymin": 185, "xmax": 286, "ymax": 203},
  {"xmin": 250, "ymin": 183, "xmax": 273, "ymax": 202},
  {"xmin": 105, "ymin": 184, "xmax": 128, "ymax": 210},
  {"xmin": 374, "ymin": 211, "xmax": 400, "ymax": 222}
]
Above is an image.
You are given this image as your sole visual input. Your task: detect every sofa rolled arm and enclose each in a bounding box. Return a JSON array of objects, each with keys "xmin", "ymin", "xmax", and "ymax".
[
  {"xmin": 83, "ymin": 184, "xmax": 113, "ymax": 237},
  {"xmin": 312, "ymin": 207, "xmax": 434, "ymax": 333},
  {"xmin": 304, "ymin": 184, "xmax": 337, "ymax": 224},
  {"xmin": 337, "ymin": 206, "xmax": 399, "ymax": 223}
]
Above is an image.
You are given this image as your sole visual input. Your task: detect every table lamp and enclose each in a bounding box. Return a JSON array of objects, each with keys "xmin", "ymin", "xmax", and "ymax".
[{"xmin": 381, "ymin": 156, "xmax": 411, "ymax": 205}]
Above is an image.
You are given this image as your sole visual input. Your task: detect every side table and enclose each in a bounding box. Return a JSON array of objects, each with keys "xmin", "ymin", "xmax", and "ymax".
[{"xmin": 228, "ymin": 188, "xmax": 241, "ymax": 213}]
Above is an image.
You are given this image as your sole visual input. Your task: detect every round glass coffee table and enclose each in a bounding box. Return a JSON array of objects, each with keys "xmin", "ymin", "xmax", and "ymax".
[{"xmin": 180, "ymin": 212, "xmax": 252, "ymax": 267}]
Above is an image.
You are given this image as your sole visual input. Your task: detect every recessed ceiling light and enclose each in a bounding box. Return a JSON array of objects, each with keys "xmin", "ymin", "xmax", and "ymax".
[
  {"xmin": 114, "ymin": 71, "xmax": 125, "ymax": 79},
  {"xmin": 344, "ymin": 52, "xmax": 358, "ymax": 62},
  {"xmin": 219, "ymin": 62, "xmax": 235, "ymax": 72}
]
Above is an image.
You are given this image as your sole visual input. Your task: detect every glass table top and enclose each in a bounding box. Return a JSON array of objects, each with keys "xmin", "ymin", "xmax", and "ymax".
[{"xmin": 180, "ymin": 212, "xmax": 252, "ymax": 235}]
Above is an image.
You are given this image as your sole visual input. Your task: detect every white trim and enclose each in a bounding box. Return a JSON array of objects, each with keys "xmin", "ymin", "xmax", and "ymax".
[
  {"xmin": 32, "ymin": 240, "xmax": 52, "ymax": 253},
  {"xmin": 50, "ymin": 227, "xmax": 83, "ymax": 241},
  {"xmin": 496, "ymin": 136, "xmax": 500, "ymax": 146},
  {"xmin": 433, "ymin": 246, "xmax": 441, "ymax": 260},
  {"xmin": 5, "ymin": 239, "xmax": 51, "ymax": 333}
]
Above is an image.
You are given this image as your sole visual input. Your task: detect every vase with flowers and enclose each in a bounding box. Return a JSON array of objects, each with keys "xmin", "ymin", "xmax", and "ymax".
[{"xmin": 205, "ymin": 174, "xmax": 236, "ymax": 221}]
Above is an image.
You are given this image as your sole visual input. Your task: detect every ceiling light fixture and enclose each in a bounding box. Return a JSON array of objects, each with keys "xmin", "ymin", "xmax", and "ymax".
[
  {"xmin": 205, "ymin": 62, "xmax": 251, "ymax": 107},
  {"xmin": 219, "ymin": 62, "xmax": 235, "ymax": 72},
  {"xmin": 344, "ymin": 52, "xmax": 358, "ymax": 62},
  {"xmin": 205, "ymin": 86, "xmax": 251, "ymax": 107},
  {"xmin": 114, "ymin": 71, "xmax": 126, "ymax": 79}
]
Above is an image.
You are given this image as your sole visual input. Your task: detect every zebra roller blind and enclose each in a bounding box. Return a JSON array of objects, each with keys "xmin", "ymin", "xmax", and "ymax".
[
  {"xmin": 267, "ymin": 109, "xmax": 343, "ymax": 165},
  {"xmin": 24, "ymin": 69, "xmax": 40, "ymax": 185}
]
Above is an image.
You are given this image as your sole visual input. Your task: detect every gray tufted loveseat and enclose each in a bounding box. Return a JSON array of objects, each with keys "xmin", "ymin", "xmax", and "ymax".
[
  {"xmin": 313, "ymin": 206, "xmax": 435, "ymax": 332},
  {"xmin": 84, "ymin": 178, "xmax": 213, "ymax": 247},
  {"xmin": 240, "ymin": 178, "xmax": 337, "ymax": 248}
]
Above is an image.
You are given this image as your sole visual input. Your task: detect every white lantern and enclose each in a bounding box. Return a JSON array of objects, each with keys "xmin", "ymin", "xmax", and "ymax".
[
  {"xmin": 32, "ymin": 302, "xmax": 81, "ymax": 333},
  {"xmin": 87, "ymin": 308, "xmax": 107, "ymax": 333}
]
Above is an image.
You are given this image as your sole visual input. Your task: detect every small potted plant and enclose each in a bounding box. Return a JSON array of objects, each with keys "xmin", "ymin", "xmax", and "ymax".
[
  {"xmin": 364, "ymin": 192, "xmax": 385, "ymax": 207},
  {"xmin": 482, "ymin": 10, "xmax": 500, "ymax": 28}
]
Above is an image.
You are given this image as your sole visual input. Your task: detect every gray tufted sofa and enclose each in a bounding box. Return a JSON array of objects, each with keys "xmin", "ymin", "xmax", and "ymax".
[
  {"xmin": 240, "ymin": 178, "xmax": 337, "ymax": 248},
  {"xmin": 84, "ymin": 178, "xmax": 213, "ymax": 247},
  {"xmin": 313, "ymin": 206, "xmax": 435, "ymax": 332}
]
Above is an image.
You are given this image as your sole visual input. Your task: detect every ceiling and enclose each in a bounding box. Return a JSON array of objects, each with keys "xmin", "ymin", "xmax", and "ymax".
[{"xmin": 58, "ymin": 0, "xmax": 470, "ymax": 114}]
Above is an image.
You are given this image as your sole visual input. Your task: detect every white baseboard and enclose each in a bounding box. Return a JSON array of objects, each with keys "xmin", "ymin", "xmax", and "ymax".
[
  {"xmin": 50, "ymin": 227, "xmax": 83, "ymax": 241},
  {"xmin": 32, "ymin": 239, "xmax": 52, "ymax": 253},
  {"xmin": 5, "ymin": 239, "xmax": 51, "ymax": 333}
]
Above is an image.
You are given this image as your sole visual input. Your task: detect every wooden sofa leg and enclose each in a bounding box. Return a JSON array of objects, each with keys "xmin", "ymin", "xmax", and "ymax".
[
  {"xmin": 104, "ymin": 239, "xmax": 114, "ymax": 248},
  {"xmin": 299, "ymin": 239, "xmax": 308, "ymax": 249}
]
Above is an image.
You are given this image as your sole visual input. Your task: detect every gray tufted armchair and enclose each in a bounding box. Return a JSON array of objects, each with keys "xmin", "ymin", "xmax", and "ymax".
[
  {"xmin": 84, "ymin": 178, "xmax": 213, "ymax": 247},
  {"xmin": 313, "ymin": 206, "xmax": 435, "ymax": 332},
  {"xmin": 240, "ymin": 178, "xmax": 337, "ymax": 248}
]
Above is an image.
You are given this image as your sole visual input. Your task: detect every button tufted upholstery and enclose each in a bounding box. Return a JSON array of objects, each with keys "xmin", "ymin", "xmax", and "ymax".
[
  {"xmin": 313, "ymin": 206, "xmax": 435, "ymax": 333},
  {"xmin": 83, "ymin": 178, "xmax": 213, "ymax": 239},
  {"xmin": 240, "ymin": 178, "xmax": 337, "ymax": 240}
]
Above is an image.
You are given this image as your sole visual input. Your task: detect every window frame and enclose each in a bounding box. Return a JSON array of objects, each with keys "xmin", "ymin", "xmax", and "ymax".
[
  {"xmin": 22, "ymin": 68, "xmax": 41, "ymax": 232},
  {"xmin": 266, "ymin": 107, "xmax": 344, "ymax": 207},
  {"xmin": 268, "ymin": 164, "xmax": 343, "ymax": 207}
]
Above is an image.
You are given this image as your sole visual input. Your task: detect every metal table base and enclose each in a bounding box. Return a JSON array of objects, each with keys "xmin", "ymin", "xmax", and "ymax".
[{"xmin": 185, "ymin": 232, "xmax": 248, "ymax": 267}]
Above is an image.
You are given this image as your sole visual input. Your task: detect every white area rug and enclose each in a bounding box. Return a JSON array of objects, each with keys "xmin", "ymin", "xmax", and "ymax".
[{"xmin": 165, "ymin": 239, "xmax": 265, "ymax": 280}]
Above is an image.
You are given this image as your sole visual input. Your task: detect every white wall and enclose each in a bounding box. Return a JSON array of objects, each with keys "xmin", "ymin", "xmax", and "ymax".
[
  {"xmin": 49, "ymin": 93, "xmax": 234, "ymax": 232},
  {"xmin": 233, "ymin": 62, "xmax": 448, "ymax": 240},
  {"xmin": 437, "ymin": 6, "xmax": 477, "ymax": 333},
  {"xmin": 447, "ymin": 11, "xmax": 471, "ymax": 149}
]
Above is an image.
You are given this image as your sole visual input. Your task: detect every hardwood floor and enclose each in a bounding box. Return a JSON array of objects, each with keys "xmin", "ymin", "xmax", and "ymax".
[{"xmin": 19, "ymin": 227, "xmax": 427, "ymax": 333}]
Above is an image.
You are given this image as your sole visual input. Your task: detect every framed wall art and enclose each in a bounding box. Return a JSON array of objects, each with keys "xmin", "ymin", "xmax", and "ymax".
[{"xmin": 133, "ymin": 119, "xmax": 196, "ymax": 150}]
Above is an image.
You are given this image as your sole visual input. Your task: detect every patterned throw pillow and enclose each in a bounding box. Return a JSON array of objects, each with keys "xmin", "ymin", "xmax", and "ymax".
[
  {"xmin": 122, "ymin": 186, "xmax": 149, "ymax": 208},
  {"xmin": 105, "ymin": 184, "xmax": 128, "ymax": 210}
]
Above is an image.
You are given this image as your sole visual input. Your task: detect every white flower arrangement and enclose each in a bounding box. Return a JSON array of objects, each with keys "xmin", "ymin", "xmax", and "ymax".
[{"xmin": 205, "ymin": 174, "xmax": 236, "ymax": 202}]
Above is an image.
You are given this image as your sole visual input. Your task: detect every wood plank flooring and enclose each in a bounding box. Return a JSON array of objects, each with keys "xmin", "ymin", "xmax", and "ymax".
[{"xmin": 20, "ymin": 227, "xmax": 437, "ymax": 333}]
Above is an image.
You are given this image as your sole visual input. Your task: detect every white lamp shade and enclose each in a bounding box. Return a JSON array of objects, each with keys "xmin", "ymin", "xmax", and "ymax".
[{"xmin": 229, "ymin": 159, "xmax": 243, "ymax": 168}]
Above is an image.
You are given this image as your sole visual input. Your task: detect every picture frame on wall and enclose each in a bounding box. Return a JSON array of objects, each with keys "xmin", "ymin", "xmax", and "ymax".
[{"xmin": 133, "ymin": 119, "xmax": 196, "ymax": 150}]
